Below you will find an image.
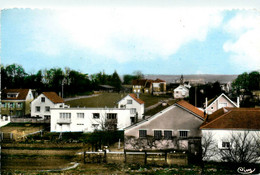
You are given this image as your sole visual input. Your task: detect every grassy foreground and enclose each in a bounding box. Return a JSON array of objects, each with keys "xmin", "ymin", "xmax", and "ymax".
[{"xmin": 65, "ymin": 92, "xmax": 172, "ymax": 108}]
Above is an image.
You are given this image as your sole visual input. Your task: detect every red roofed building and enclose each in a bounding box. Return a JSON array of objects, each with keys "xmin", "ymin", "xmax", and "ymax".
[
  {"xmin": 124, "ymin": 100, "xmax": 205, "ymax": 153},
  {"xmin": 1, "ymin": 89, "xmax": 34, "ymax": 117},
  {"xmin": 132, "ymin": 78, "xmax": 166, "ymax": 95},
  {"xmin": 200, "ymin": 108, "xmax": 260, "ymax": 162},
  {"xmin": 31, "ymin": 92, "xmax": 68, "ymax": 119},
  {"xmin": 117, "ymin": 93, "xmax": 145, "ymax": 123}
]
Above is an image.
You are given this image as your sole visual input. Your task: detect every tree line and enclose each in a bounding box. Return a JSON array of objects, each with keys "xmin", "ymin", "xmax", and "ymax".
[{"xmin": 1, "ymin": 64, "xmax": 130, "ymax": 97}]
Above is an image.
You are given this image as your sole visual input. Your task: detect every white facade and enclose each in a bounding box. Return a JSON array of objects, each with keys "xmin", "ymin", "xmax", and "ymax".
[
  {"xmin": 51, "ymin": 108, "xmax": 131, "ymax": 132},
  {"xmin": 173, "ymin": 85, "xmax": 189, "ymax": 99},
  {"xmin": 205, "ymin": 93, "xmax": 239, "ymax": 114},
  {"xmin": 202, "ymin": 129, "xmax": 260, "ymax": 162},
  {"xmin": 31, "ymin": 94, "xmax": 66, "ymax": 119},
  {"xmin": 0, "ymin": 116, "xmax": 10, "ymax": 127},
  {"xmin": 117, "ymin": 94, "xmax": 144, "ymax": 122}
]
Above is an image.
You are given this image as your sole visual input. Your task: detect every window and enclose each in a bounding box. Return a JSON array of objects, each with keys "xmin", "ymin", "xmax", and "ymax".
[
  {"xmin": 44, "ymin": 115, "xmax": 50, "ymax": 119},
  {"xmin": 77, "ymin": 113, "xmax": 84, "ymax": 119},
  {"xmin": 17, "ymin": 103, "xmax": 22, "ymax": 108},
  {"xmin": 7, "ymin": 93, "xmax": 18, "ymax": 98},
  {"xmin": 139, "ymin": 130, "xmax": 147, "ymax": 138},
  {"xmin": 179, "ymin": 131, "xmax": 188, "ymax": 138},
  {"xmin": 36, "ymin": 106, "xmax": 40, "ymax": 112},
  {"xmin": 154, "ymin": 130, "xmax": 162, "ymax": 140},
  {"xmin": 41, "ymin": 97, "xmax": 45, "ymax": 102},
  {"xmin": 130, "ymin": 117, "xmax": 135, "ymax": 124},
  {"xmin": 164, "ymin": 130, "xmax": 172, "ymax": 139},
  {"xmin": 77, "ymin": 123, "xmax": 84, "ymax": 125},
  {"xmin": 92, "ymin": 124, "xmax": 99, "ymax": 129},
  {"xmin": 107, "ymin": 113, "xmax": 117, "ymax": 120},
  {"xmin": 10, "ymin": 103, "xmax": 14, "ymax": 108},
  {"xmin": 219, "ymin": 103, "xmax": 227, "ymax": 108},
  {"xmin": 45, "ymin": 106, "xmax": 50, "ymax": 112},
  {"xmin": 2, "ymin": 102, "xmax": 6, "ymax": 108},
  {"xmin": 130, "ymin": 108, "xmax": 136, "ymax": 114},
  {"xmin": 93, "ymin": 113, "xmax": 100, "ymax": 119},
  {"xmin": 127, "ymin": 100, "xmax": 133, "ymax": 104},
  {"xmin": 211, "ymin": 106, "xmax": 214, "ymax": 109},
  {"xmin": 59, "ymin": 113, "xmax": 71, "ymax": 119},
  {"xmin": 222, "ymin": 142, "xmax": 231, "ymax": 148}
]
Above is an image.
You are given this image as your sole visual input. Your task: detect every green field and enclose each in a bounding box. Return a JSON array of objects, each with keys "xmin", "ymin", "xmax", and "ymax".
[{"xmin": 65, "ymin": 93, "xmax": 172, "ymax": 108}]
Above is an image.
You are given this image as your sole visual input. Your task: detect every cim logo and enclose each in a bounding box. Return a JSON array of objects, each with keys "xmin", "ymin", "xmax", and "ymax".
[{"xmin": 237, "ymin": 167, "xmax": 256, "ymax": 174}]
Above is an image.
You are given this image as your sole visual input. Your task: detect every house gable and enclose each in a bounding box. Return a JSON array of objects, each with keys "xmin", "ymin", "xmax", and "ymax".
[
  {"xmin": 205, "ymin": 93, "xmax": 238, "ymax": 114},
  {"xmin": 42, "ymin": 92, "xmax": 64, "ymax": 104},
  {"xmin": 125, "ymin": 102, "xmax": 204, "ymax": 138}
]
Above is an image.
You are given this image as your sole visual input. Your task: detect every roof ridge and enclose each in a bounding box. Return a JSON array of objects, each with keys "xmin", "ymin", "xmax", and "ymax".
[{"xmin": 200, "ymin": 108, "xmax": 233, "ymax": 129}]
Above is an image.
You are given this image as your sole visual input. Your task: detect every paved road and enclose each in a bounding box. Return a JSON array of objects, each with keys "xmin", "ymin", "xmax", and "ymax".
[{"xmin": 64, "ymin": 94, "xmax": 101, "ymax": 102}]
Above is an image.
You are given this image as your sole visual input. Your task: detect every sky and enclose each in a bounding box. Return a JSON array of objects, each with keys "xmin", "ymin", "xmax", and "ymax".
[{"xmin": 1, "ymin": 2, "xmax": 260, "ymax": 75}]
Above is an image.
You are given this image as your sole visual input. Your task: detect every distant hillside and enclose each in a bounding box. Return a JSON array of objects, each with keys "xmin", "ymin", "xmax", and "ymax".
[{"xmin": 144, "ymin": 74, "xmax": 238, "ymax": 84}]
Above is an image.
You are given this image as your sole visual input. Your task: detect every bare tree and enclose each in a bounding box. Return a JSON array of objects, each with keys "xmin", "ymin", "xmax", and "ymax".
[
  {"xmin": 219, "ymin": 131, "xmax": 260, "ymax": 163},
  {"xmin": 201, "ymin": 132, "xmax": 218, "ymax": 161},
  {"xmin": 92, "ymin": 112, "xmax": 118, "ymax": 131}
]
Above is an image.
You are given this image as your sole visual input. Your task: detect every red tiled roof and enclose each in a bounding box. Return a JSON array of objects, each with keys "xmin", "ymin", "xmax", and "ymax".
[
  {"xmin": 129, "ymin": 93, "xmax": 145, "ymax": 104},
  {"xmin": 132, "ymin": 79, "xmax": 147, "ymax": 86},
  {"xmin": 42, "ymin": 92, "xmax": 64, "ymax": 103},
  {"xmin": 176, "ymin": 100, "xmax": 205, "ymax": 119},
  {"xmin": 2, "ymin": 89, "xmax": 30, "ymax": 100},
  {"xmin": 153, "ymin": 78, "xmax": 166, "ymax": 83},
  {"xmin": 200, "ymin": 108, "xmax": 260, "ymax": 130}
]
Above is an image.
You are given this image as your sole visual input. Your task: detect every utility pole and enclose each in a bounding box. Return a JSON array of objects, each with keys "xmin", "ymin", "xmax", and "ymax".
[{"xmin": 195, "ymin": 86, "xmax": 197, "ymax": 107}]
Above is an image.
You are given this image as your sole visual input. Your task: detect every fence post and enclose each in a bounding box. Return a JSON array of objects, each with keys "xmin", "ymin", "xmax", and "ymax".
[
  {"xmin": 103, "ymin": 150, "xmax": 107, "ymax": 163},
  {"xmin": 165, "ymin": 151, "xmax": 168, "ymax": 164},
  {"xmin": 124, "ymin": 150, "xmax": 126, "ymax": 163},
  {"xmin": 144, "ymin": 151, "xmax": 147, "ymax": 165},
  {"xmin": 83, "ymin": 143, "xmax": 86, "ymax": 164}
]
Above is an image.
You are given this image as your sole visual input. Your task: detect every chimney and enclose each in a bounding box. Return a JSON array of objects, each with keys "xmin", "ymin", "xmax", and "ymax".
[
  {"xmin": 205, "ymin": 97, "xmax": 208, "ymax": 114},
  {"xmin": 137, "ymin": 93, "xmax": 140, "ymax": 99},
  {"xmin": 237, "ymin": 97, "xmax": 240, "ymax": 108}
]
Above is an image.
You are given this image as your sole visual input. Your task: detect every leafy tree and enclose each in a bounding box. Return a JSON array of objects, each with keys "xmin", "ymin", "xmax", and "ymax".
[
  {"xmin": 232, "ymin": 71, "xmax": 260, "ymax": 106},
  {"xmin": 123, "ymin": 74, "xmax": 136, "ymax": 85},
  {"xmin": 4, "ymin": 64, "xmax": 27, "ymax": 88},
  {"xmin": 133, "ymin": 70, "xmax": 144, "ymax": 79}
]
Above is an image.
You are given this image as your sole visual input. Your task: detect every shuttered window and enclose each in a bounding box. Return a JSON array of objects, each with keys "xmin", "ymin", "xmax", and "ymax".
[
  {"xmin": 154, "ymin": 130, "xmax": 162, "ymax": 140},
  {"xmin": 139, "ymin": 130, "xmax": 147, "ymax": 138},
  {"xmin": 164, "ymin": 130, "xmax": 172, "ymax": 139}
]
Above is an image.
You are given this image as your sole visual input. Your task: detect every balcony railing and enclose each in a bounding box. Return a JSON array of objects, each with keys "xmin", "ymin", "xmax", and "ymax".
[{"xmin": 57, "ymin": 119, "xmax": 71, "ymax": 124}]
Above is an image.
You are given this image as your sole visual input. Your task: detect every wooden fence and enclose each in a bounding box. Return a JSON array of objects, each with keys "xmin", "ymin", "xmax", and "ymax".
[{"xmin": 82, "ymin": 150, "xmax": 188, "ymax": 166}]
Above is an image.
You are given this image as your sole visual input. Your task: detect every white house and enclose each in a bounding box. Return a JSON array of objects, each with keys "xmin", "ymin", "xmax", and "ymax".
[
  {"xmin": 117, "ymin": 93, "xmax": 144, "ymax": 123},
  {"xmin": 173, "ymin": 85, "xmax": 189, "ymax": 99},
  {"xmin": 31, "ymin": 92, "xmax": 67, "ymax": 119},
  {"xmin": 205, "ymin": 93, "xmax": 239, "ymax": 114},
  {"xmin": 200, "ymin": 108, "xmax": 260, "ymax": 163},
  {"xmin": 50, "ymin": 108, "xmax": 131, "ymax": 133}
]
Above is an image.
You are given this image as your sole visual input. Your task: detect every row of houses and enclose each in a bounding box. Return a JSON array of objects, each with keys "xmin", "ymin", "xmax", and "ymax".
[{"xmin": 1, "ymin": 88, "xmax": 259, "ymax": 163}]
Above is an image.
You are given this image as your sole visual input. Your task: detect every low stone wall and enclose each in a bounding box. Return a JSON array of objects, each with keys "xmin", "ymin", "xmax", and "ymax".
[{"xmin": 10, "ymin": 118, "xmax": 50, "ymax": 123}]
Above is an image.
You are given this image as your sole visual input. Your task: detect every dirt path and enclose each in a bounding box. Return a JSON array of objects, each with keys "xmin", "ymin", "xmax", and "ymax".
[
  {"xmin": 40, "ymin": 162, "xmax": 80, "ymax": 172},
  {"xmin": 64, "ymin": 94, "xmax": 101, "ymax": 102},
  {"xmin": 145, "ymin": 98, "xmax": 173, "ymax": 111}
]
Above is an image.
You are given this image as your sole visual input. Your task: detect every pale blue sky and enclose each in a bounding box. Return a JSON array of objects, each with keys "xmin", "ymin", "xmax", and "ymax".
[{"xmin": 1, "ymin": 6, "xmax": 260, "ymax": 75}]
